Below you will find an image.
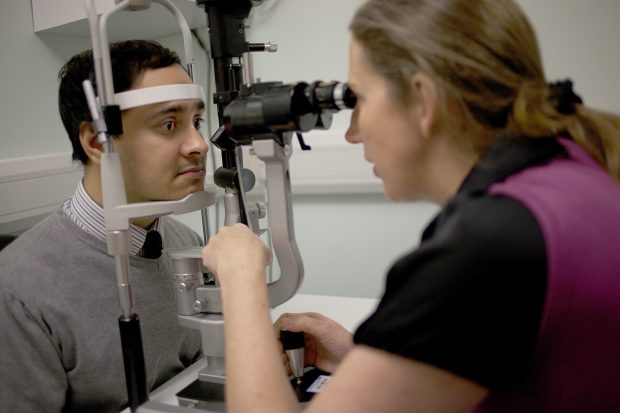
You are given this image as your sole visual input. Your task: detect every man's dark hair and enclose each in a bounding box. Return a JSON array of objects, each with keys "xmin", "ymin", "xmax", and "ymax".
[{"xmin": 58, "ymin": 40, "xmax": 182, "ymax": 164}]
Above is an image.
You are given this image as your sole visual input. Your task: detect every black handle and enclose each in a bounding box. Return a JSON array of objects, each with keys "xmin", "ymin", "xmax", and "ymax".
[
  {"xmin": 280, "ymin": 330, "xmax": 305, "ymax": 350},
  {"xmin": 119, "ymin": 314, "xmax": 148, "ymax": 412}
]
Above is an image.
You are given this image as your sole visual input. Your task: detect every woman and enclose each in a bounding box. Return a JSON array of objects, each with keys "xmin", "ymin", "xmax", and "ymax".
[{"xmin": 202, "ymin": 0, "xmax": 620, "ymax": 411}]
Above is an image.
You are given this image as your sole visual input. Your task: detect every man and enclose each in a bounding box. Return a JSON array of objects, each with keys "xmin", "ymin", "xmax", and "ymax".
[{"xmin": 0, "ymin": 40, "xmax": 207, "ymax": 413}]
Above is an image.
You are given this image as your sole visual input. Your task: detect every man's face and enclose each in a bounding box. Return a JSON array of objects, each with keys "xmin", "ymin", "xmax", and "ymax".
[{"xmin": 114, "ymin": 65, "xmax": 208, "ymax": 203}]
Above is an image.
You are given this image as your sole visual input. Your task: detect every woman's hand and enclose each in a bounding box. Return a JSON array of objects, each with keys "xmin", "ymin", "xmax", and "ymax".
[
  {"xmin": 202, "ymin": 223, "xmax": 271, "ymax": 288},
  {"xmin": 275, "ymin": 312, "xmax": 354, "ymax": 374},
  {"xmin": 203, "ymin": 224, "xmax": 299, "ymax": 412}
]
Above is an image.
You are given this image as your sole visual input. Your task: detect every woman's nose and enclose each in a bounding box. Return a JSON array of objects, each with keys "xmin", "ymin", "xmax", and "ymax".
[{"xmin": 345, "ymin": 106, "xmax": 361, "ymax": 144}]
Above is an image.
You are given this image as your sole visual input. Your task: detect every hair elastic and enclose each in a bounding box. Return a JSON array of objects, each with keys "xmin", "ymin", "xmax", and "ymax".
[{"xmin": 548, "ymin": 79, "xmax": 583, "ymax": 115}]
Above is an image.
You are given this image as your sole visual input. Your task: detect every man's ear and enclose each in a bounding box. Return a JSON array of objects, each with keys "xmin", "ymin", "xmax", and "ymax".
[
  {"xmin": 78, "ymin": 121, "xmax": 103, "ymax": 165},
  {"xmin": 410, "ymin": 73, "xmax": 438, "ymax": 139}
]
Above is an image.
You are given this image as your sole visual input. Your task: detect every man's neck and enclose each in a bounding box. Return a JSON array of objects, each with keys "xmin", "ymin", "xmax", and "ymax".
[
  {"xmin": 82, "ymin": 165, "xmax": 155, "ymax": 229},
  {"xmin": 82, "ymin": 164, "xmax": 103, "ymax": 206},
  {"xmin": 132, "ymin": 217, "xmax": 157, "ymax": 230}
]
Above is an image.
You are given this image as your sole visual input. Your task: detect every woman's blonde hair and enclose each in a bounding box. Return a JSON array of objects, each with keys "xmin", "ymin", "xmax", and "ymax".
[{"xmin": 350, "ymin": 0, "xmax": 620, "ymax": 182}]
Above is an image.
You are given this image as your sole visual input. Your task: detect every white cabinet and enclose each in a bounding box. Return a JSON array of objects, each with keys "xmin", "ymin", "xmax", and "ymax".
[
  {"xmin": 0, "ymin": 154, "xmax": 82, "ymax": 235},
  {"xmin": 31, "ymin": 0, "xmax": 206, "ymax": 40}
]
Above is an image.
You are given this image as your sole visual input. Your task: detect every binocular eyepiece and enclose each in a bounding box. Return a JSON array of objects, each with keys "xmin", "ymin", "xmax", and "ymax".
[
  {"xmin": 307, "ymin": 81, "xmax": 357, "ymax": 112},
  {"xmin": 223, "ymin": 80, "xmax": 356, "ymax": 142}
]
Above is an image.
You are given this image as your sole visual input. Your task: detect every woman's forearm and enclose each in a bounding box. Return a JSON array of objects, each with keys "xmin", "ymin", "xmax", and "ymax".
[{"xmin": 220, "ymin": 271, "xmax": 299, "ymax": 413}]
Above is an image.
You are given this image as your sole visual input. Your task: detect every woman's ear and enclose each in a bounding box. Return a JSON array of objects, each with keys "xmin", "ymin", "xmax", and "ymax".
[
  {"xmin": 410, "ymin": 73, "xmax": 438, "ymax": 139},
  {"xmin": 78, "ymin": 121, "xmax": 103, "ymax": 165}
]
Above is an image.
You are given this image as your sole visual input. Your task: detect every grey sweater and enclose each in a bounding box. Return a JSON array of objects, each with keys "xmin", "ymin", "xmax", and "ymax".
[{"xmin": 0, "ymin": 211, "xmax": 203, "ymax": 413}]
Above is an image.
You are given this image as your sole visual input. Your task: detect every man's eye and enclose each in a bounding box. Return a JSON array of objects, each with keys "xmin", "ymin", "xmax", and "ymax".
[
  {"xmin": 159, "ymin": 120, "xmax": 176, "ymax": 133},
  {"xmin": 193, "ymin": 117, "xmax": 205, "ymax": 130}
]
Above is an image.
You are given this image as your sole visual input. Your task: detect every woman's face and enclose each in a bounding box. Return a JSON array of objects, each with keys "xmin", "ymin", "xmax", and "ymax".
[{"xmin": 346, "ymin": 39, "xmax": 431, "ymax": 201}]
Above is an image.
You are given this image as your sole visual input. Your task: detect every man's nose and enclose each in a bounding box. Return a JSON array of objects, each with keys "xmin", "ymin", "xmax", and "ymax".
[{"xmin": 182, "ymin": 126, "xmax": 208, "ymax": 157}]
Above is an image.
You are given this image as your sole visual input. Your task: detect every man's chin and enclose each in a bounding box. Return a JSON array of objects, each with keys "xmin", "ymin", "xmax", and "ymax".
[
  {"xmin": 181, "ymin": 183, "xmax": 206, "ymax": 198},
  {"xmin": 137, "ymin": 183, "xmax": 206, "ymax": 203}
]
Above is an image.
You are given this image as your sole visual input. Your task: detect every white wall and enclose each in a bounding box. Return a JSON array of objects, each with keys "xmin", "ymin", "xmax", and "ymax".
[
  {"xmin": 1, "ymin": 0, "xmax": 620, "ymax": 298},
  {"xmin": 519, "ymin": 0, "xmax": 620, "ymax": 111},
  {"xmin": 0, "ymin": 2, "xmax": 91, "ymax": 160}
]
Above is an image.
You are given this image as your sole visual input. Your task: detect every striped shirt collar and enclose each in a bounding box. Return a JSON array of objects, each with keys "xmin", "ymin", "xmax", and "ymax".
[{"xmin": 62, "ymin": 180, "xmax": 162, "ymax": 256}]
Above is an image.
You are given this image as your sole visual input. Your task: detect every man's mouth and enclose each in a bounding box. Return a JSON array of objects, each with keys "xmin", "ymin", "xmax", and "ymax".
[{"xmin": 178, "ymin": 167, "xmax": 204, "ymax": 178}]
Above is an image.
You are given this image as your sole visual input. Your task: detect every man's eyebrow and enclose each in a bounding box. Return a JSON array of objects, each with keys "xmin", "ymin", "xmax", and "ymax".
[{"xmin": 145, "ymin": 100, "xmax": 205, "ymax": 119}]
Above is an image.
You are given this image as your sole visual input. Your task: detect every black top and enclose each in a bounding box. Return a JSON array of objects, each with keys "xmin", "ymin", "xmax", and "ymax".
[{"xmin": 354, "ymin": 136, "xmax": 567, "ymax": 390}]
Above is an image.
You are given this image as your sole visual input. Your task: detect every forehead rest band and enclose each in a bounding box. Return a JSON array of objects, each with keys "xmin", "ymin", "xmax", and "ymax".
[{"xmin": 113, "ymin": 84, "xmax": 205, "ymax": 110}]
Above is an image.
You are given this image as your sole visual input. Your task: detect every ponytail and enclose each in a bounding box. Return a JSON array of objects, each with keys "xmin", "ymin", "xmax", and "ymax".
[{"xmin": 510, "ymin": 80, "xmax": 620, "ymax": 183}]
